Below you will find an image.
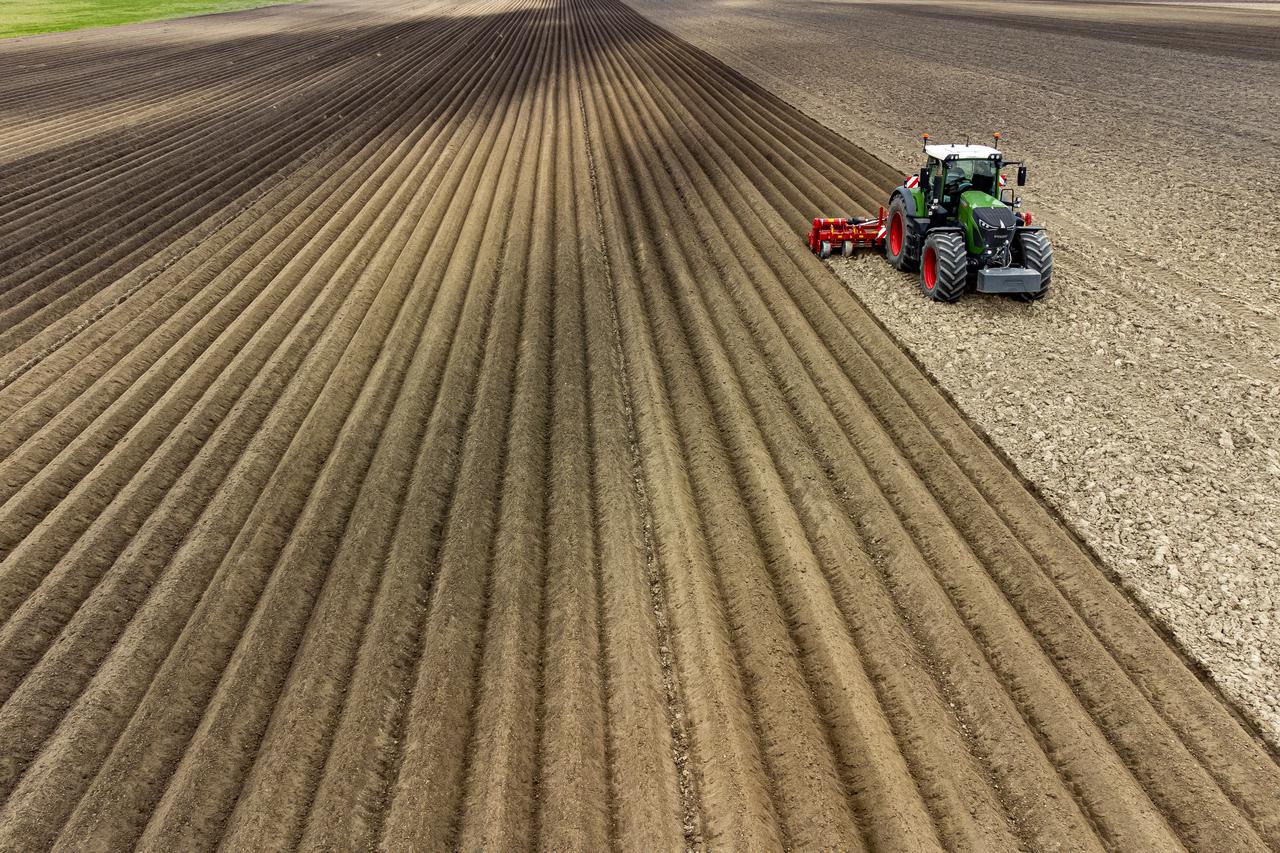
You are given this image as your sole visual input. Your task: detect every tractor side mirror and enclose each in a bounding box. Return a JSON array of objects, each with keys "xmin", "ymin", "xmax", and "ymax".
[
  {"xmin": 1017, "ymin": 165, "xmax": 1027, "ymax": 186},
  {"xmin": 1000, "ymin": 188, "xmax": 1015, "ymax": 205},
  {"xmin": 918, "ymin": 167, "xmax": 928, "ymax": 187}
]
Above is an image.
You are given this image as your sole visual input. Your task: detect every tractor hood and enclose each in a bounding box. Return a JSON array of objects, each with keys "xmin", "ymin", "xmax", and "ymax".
[
  {"xmin": 959, "ymin": 189, "xmax": 1006, "ymax": 212},
  {"xmin": 960, "ymin": 191, "xmax": 1016, "ymax": 253}
]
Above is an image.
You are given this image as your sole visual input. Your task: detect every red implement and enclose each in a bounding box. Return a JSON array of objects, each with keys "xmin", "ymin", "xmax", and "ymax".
[{"xmin": 808, "ymin": 208, "xmax": 887, "ymax": 259}]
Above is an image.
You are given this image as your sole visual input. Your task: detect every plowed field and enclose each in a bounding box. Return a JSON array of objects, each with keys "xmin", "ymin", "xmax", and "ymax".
[{"xmin": 1, "ymin": 0, "xmax": 1278, "ymax": 849}]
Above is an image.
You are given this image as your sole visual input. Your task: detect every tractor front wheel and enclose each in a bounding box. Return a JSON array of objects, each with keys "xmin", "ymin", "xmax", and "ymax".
[
  {"xmin": 919, "ymin": 232, "xmax": 967, "ymax": 302},
  {"xmin": 885, "ymin": 196, "xmax": 916, "ymax": 271},
  {"xmin": 1014, "ymin": 231, "xmax": 1053, "ymax": 302}
]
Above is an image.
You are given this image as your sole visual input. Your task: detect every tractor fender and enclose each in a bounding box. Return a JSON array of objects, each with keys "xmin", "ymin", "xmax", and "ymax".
[
  {"xmin": 890, "ymin": 186, "xmax": 919, "ymax": 217},
  {"xmin": 916, "ymin": 224, "xmax": 963, "ymax": 259},
  {"xmin": 1015, "ymin": 225, "xmax": 1046, "ymax": 234}
]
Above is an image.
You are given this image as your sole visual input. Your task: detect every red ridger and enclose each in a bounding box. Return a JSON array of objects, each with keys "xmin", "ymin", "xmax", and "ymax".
[{"xmin": 807, "ymin": 207, "xmax": 887, "ymax": 259}]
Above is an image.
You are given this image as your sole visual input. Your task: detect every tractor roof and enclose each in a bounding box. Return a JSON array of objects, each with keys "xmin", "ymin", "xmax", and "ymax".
[{"xmin": 925, "ymin": 144, "xmax": 1002, "ymax": 161}]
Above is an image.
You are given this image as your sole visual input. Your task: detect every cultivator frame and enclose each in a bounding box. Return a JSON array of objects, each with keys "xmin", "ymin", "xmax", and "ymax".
[{"xmin": 807, "ymin": 208, "xmax": 886, "ymax": 258}]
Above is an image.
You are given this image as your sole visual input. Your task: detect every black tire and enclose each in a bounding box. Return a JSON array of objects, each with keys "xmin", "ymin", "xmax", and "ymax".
[
  {"xmin": 884, "ymin": 195, "xmax": 916, "ymax": 271},
  {"xmin": 1014, "ymin": 230, "xmax": 1053, "ymax": 301},
  {"xmin": 919, "ymin": 231, "xmax": 967, "ymax": 302}
]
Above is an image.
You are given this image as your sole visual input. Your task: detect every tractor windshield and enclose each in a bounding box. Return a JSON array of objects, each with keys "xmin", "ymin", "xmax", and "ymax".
[{"xmin": 945, "ymin": 158, "xmax": 999, "ymax": 196}]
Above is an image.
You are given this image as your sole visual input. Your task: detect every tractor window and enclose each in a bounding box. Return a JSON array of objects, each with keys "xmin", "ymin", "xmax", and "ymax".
[
  {"xmin": 929, "ymin": 161, "xmax": 946, "ymax": 192},
  {"xmin": 947, "ymin": 159, "xmax": 999, "ymax": 195}
]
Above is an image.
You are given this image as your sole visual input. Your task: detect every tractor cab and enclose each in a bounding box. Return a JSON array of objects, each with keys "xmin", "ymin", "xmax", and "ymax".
[{"xmin": 919, "ymin": 145, "xmax": 1008, "ymax": 215}]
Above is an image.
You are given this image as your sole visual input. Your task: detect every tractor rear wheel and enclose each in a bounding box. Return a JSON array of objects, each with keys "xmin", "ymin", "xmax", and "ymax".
[
  {"xmin": 1014, "ymin": 231, "xmax": 1053, "ymax": 301},
  {"xmin": 919, "ymin": 232, "xmax": 967, "ymax": 302},
  {"xmin": 885, "ymin": 196, "xmax": 916, "ymax": 271}
]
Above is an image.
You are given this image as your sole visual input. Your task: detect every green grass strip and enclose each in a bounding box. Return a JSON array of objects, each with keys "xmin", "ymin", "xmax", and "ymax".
[{"xmin": 0, "ymin": 0, "xmax": 305, "ymax": 39}]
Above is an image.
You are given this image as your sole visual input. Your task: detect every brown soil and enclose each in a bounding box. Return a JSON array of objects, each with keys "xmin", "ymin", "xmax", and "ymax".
[
  {"xmin": 624, "ymin": 0, "xmax": 1280, "ymax": 751},
  {"xmin": 1, "ymin": 0, "xmax": 1278, "ymax": 849}
]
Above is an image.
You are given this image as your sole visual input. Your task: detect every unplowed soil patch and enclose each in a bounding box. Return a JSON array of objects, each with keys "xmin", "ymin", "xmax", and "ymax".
[{"xmin": 1, "ymin": 0, "xmax": 1278, "ymax": 848}]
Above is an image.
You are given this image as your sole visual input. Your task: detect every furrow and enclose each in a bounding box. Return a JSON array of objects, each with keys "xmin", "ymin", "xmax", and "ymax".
[{"xmin": 570, "ymin": 27, "xmax": 692, "ymax": 847}]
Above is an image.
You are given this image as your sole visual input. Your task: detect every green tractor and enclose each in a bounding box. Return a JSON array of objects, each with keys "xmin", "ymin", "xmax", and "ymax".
[{"xmin": 885, "ymin": 133, "xmax": 1052, "ymax": 302}]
